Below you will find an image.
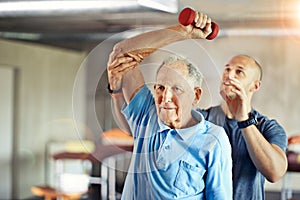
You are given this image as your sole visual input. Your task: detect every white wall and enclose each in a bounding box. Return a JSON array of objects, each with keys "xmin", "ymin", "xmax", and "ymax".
[
  {"xmin": 0, "ymin": 39, "xmax": 86, "ymax": 199},
  {"xmin": 0, "ymin": 66, "xmax": 15, "ymax": 199}
]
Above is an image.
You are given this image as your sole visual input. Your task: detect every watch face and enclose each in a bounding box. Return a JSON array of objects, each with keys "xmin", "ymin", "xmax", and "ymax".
[
  {"xmin": 249, "ymin": 112, "xmax": 254, "ymax": 118},
  {"xmin": 249, "ymin": 112, "xmax": 258, "ymax": 124}
]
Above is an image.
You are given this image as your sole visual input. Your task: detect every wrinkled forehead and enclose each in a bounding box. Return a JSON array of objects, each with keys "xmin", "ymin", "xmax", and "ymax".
[
  {"xmin": 158, "ymin": 60, "xmax": 189, "ymax": 77},
  {"xmin": 156, "ymin": 62, "xmax": 193, "ymax": 86}
]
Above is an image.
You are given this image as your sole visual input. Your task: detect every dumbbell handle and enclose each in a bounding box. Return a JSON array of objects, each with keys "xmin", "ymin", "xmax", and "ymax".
[{"xmin": 178, "ymin": 7, "xmax": 219, "ymax": 40}]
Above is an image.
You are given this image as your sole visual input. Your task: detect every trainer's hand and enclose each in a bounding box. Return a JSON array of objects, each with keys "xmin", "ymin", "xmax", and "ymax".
[
  {"xmin": 220, "ymin": 77, "xmax": 249, "ymax": 121},
  {"xmin": 107, "ymin": 55, "xmax": 138, "ymax": 91}
]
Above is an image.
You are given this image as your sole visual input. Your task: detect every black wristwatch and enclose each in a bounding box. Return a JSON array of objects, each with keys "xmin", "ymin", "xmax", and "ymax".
[
  {"xmin": 237, "ymin": 112, "xmax": 258, "ymax": 129},
  {"xmin": 107, "ymin": 83, "xmax": 122, "ymax": 94}
]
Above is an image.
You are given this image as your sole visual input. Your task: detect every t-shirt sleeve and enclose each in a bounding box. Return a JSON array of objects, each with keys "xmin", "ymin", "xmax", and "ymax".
[{"xmin": 259, "ymin": 118, "xmax": 288, "ymax": 152}]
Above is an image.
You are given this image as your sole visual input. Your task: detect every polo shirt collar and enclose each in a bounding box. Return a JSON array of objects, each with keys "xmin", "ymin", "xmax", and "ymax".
[{"xmin": 157, "ymin": 110, "xmax": 206, "ymax": 141}]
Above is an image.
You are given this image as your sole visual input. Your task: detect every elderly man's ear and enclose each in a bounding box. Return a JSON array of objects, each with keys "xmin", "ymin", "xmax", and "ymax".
[{"xmin": 193, "ymin": 87, "xmax": 202, "ymax": 106}]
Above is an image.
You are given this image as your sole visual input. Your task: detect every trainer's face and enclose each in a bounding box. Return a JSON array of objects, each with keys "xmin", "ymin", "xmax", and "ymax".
[
  {"xmin": 220, "ymin": 55, "xmax": 261, "ymax": 97},
  {"xmin": 154, "ymin": 61, "xmax": 196, "ymax": 129}
]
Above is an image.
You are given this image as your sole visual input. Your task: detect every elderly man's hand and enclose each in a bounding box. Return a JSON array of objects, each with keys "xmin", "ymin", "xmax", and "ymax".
[{"xmin": 181, "ymin": 11, "xmax": 213, "ymax": 39}]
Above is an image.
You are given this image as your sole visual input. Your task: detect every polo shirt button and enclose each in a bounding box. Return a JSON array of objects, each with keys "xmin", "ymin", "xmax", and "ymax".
[{"xmin": 157, "ymin": 162, "xmax": 166, "ymax": 169}]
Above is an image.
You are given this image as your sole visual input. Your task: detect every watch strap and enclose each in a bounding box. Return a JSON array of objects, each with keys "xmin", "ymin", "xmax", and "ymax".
[
  {"xmin": 237, "ymin": 112, "xmax": 258, "ymax": 129},
  {"xmin": 107, "ymin": 83, "xmax": 122, "ymax": 94}
]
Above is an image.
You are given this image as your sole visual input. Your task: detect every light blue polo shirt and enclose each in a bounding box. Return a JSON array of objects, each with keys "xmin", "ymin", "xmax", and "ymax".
[{"xmin": 121, "ymin": 85, "xmax": 232, "ymax": 200}]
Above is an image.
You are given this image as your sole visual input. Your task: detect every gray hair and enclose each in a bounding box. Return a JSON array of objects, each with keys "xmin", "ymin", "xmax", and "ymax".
[{"xmin": 157, "ymin": 55, "xmax": 203, "ymax": 88}]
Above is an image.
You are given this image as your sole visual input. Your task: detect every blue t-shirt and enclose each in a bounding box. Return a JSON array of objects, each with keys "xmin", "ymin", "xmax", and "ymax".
[
  {"xmin": 199, "ymin": 105, "xmax": 287, "ymax": 200},
  {"xmin": 121, "ymin": 85, "xmax": 232, "ymax": 200}
]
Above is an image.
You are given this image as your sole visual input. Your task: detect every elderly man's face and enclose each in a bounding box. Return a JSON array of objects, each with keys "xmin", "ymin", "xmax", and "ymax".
[{"xmin": 154, "ymin": 60, "xmax": 198, "ymax": 129}]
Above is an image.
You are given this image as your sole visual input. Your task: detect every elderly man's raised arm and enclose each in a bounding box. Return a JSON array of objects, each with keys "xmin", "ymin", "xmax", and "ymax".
[{"xmin": 108, "ymin": 12, "xmax": 213, "ymax": 67}]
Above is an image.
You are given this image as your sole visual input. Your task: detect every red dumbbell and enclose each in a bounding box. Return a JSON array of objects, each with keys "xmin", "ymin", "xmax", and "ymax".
[{"xmin": 178, "ymin": 7, "xmax": 219, "ymax": 40}]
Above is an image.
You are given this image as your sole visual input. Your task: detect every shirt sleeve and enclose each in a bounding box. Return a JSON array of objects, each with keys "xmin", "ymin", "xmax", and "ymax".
[
  {"xmin": 258, "ymin": 117, "xmax": 288, "ymax": 152},
  {"xmin": 205, "ymin": 125, "xmax": 233, "ymax": 200},
  {"xmin": 121, "ymin": 84, "xmax": 155, "ymax": 138}
]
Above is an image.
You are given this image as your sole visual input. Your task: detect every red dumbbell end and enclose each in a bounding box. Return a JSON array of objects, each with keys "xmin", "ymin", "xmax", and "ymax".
[
  {"xmin": 206, "ymin": 22, "xmax": 219, "ymax": 40},
  {"xmin": 178, "ymin": 7, "xmax": 219, "ymax": 40},
  {"xmin": 178, "ymin": 7, "xmax": 195, "ymax": 26}
]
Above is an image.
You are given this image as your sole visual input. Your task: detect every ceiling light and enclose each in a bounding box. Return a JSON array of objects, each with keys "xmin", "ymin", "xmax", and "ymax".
[
  {"xmin": 0, "ymin": 1, "xmax": 140, "ymax": 16},
  {"xmin": 138, "ymin": 0, "xmax": 178, "ymax": 13}
]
